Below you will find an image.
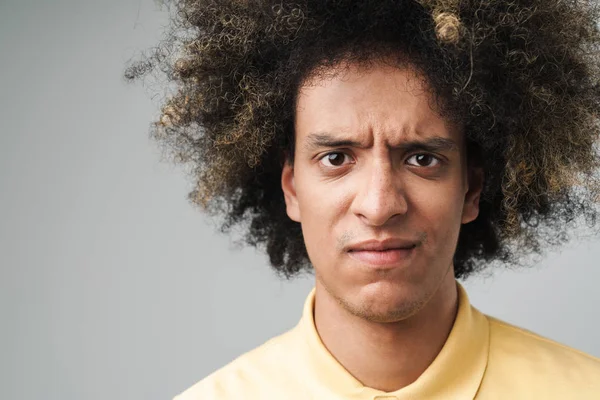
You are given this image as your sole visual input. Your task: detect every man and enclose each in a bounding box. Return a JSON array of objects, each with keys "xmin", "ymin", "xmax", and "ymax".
[{"xmin": 126, "ymin": 0, "xmax": 600, "ymax": 398}]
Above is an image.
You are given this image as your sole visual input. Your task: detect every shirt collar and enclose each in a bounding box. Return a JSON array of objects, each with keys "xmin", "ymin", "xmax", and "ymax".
[{"xmin": 293, "ymin": 281, "xmax": 490, "ymax": 399}]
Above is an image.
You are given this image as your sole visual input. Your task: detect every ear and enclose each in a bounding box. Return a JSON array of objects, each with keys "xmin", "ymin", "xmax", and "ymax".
[
  {"xmin": 281, "ymin": 159, "xmax": 301, "ymax": 222},
  {"xmin": 461, "ymin": 165, "xmax": 484, "ymax": 224}
]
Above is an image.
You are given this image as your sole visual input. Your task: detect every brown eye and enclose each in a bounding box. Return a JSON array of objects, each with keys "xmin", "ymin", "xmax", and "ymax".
[
  {"xmin": 320, "ymin": 152, "xmax": 351, "ymax": 167},
  {"xmin": 406, "ymin": 153, "xmax": 440, "ymax": 167}
]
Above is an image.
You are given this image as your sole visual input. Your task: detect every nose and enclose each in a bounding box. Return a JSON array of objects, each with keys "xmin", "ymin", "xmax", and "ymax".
[{"xmin": 350, "ymin": 158, "xmax": 408, "ymax": 227}]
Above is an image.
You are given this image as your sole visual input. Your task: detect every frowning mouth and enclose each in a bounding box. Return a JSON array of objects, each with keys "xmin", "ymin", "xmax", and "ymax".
[
  {"xmin": 348, "ymin": 247, "xmax": 416, "ymax": 266},
  {"xmin": 346, "ymin": 239, "xmax": 419, "ymax": 268}
]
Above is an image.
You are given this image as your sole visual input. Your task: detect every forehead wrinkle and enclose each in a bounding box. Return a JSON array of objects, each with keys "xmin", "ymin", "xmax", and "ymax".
[{"xmin": 355, "ymin": 105, "xmax": 455, "ymax": 141}]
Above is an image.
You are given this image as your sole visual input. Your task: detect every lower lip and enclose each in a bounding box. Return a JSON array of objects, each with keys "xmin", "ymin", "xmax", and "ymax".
[{"xmin": 348, "ymin": 247, "xmax": 416, "ymax": 268}]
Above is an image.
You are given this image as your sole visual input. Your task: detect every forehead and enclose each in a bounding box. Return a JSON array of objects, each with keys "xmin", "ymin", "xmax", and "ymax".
[{"xmin": 294, "ymin": 61, "xmax": 462, "ymax": 147}]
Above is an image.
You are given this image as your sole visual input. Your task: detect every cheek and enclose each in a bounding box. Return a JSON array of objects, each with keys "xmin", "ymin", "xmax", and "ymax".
[
  {"xmin": 406, "ymin": 179, "xmax": 465, "ymax": 246},
  {"xmin": 295, "ymin": 174, "xmax": 351, "ymax": 258},
  {"xmin": 296, "ymin": 171, "xmax": 352, "ymax": 218}
]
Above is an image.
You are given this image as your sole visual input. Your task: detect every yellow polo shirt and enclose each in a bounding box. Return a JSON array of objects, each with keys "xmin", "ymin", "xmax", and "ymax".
[{"xmin": 175, "ymin": 283, "xmax": 600, "ymax": 399}]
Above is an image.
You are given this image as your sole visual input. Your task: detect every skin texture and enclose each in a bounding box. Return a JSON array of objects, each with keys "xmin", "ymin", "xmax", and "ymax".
[{"xmin": 281, "ymin": 61, "xmax": 483, "ymax": 391}]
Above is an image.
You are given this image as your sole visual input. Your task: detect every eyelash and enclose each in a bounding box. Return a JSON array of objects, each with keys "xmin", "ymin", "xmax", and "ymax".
[{"xmin": 318, "ymin": 151, "xmax": 442, "ymax": 168}]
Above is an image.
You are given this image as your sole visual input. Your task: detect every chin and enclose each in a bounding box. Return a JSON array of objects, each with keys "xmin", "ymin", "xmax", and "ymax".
[{"xmin": 348, "ymin": 281, "xmax": 428, "ymax": 323}]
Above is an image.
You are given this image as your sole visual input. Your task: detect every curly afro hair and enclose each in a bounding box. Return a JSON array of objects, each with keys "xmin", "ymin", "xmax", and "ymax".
[{"xmin": 125, "ymin": 0, "xmax": 600, "ymax": 279}]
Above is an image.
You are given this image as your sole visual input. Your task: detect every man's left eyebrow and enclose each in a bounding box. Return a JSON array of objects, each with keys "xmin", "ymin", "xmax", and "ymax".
[{"xmin": 396, "ymin": 137, "xmax": 459, "ymax": 153}]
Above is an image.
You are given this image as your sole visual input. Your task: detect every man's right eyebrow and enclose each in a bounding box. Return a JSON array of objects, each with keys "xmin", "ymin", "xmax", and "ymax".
[{"xmin": 303, "ymin": 132, "xmax": 364, "ymax": 151}]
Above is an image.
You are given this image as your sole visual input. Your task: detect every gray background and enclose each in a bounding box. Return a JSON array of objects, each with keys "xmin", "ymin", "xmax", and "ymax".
[{"xmin": 1, "ymin": 1, "xmax": 599, "ymax": 399}]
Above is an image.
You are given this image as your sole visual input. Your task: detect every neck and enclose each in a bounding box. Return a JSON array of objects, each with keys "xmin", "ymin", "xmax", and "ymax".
[{"xmin": 313, "ymin": 275, "xmax": 458, "ymax": 392}]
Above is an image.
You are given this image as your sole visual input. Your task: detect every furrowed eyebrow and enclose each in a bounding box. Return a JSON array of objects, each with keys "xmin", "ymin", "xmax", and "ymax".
[
  {"xmin": 398, "ymin": 137, "xmax": 459, "ymax": 153},
  {"xmin": 304, "ymin": 133, "xmax": 364, "ymax": 151},
  {"xmin": 304, "ymin": 132, "xmax": 459, "ymax": 153}
]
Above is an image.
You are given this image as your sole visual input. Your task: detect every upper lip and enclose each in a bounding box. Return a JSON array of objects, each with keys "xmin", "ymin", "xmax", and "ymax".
[{"xmin": 347, "ymin": 238, "xmax": 418, "ymax": 252}]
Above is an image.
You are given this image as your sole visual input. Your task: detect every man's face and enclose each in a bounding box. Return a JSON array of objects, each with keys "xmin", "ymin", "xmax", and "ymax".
[{"xmin": 281, "ymin": 60, "xmax": 482, "ymax": 323}]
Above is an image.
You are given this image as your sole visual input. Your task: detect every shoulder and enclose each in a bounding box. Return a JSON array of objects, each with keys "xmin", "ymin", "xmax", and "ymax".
[
  {"xmin": 482, "ymin": 315, "xmax": 600, "ymax": 397},
  {"xmin": 173, "ymin": 327, "xmax": 302, "ymax": 400},
  {"xmin": 487, "ymin": 315, "xmax": 600, "ymax": 368}
]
